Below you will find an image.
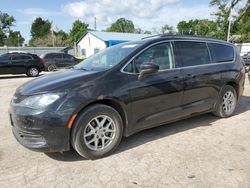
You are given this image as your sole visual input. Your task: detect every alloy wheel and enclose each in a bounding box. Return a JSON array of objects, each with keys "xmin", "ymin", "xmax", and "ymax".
[
  {"xmin": 222, "ymin": 91, "xmax": 236, "ymax": 114},
  {"xmin": 84, "ymin": 115, "xmax": 116, "ymax": 151}
]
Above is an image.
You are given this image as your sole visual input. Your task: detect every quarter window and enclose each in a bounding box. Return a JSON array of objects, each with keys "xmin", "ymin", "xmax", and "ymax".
[
  {"xmin": 128, "ymin": 42, "xmax": 174, "ymax": 73},
  {"xmin": 174, "ymin": 41, "xmax": 211, "ymax": 67},
  {"xmin": 208, "ymin": 43, "xmax": 234, "ymax": 63}
]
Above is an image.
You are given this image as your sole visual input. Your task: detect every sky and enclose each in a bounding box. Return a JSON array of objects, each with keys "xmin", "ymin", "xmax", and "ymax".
[{"xmin": 0, "ymin": 0, "xmax": 216, "ymax": 43}]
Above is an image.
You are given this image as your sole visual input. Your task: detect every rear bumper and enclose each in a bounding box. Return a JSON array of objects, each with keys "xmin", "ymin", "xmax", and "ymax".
[{"xmin": 9, "ymin": 105, "xmax": 71, "ymax": 152}]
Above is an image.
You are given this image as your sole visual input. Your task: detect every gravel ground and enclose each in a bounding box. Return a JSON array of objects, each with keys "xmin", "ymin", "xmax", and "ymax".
[{"xmin": 0, "ymin": 73, "xmax": 250, "ymax": 188}]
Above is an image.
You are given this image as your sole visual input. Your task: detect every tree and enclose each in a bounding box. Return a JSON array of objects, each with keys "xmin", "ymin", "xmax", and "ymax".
[
  {"xmin": 144, "ymin": 30, "xmax": 152, "ymax": 35},
  {"xmin": 106, "ymin": 18, "xmax": 135, "ymax": 33},
  {"xmin": 161, "ymin": 24, "xmax": 174, "ymax": 34},
  {"xmin": 0, "ymin": 12, "xmax": 25, "ymax": 47},
  {"xmin": 30, "ymin": 33, "xmax": 70, "ymax": 47},
  {"xmin": 29, "ymin": 17, "xmax": 51, "ymax": 46},
  {"xmin": 0, "ymin": 30, "xmax": 5, "ymax": 46},
  {"xmin": 30, "ymin": 17, "xmax": 51, "ymax": 39},
  {"xmin": 177, "ymin": 19, "xmax": 217, "ymax": 37},
  {"xmin": 210, "ymin": 0, "xmax": 249, "ymax": 40},
  {"xmin": 4, "ymin": 31, "xmax": 24, "ymax": 46},
  {"xmin": 69, "ymin": 20, "xmax": 89, "ymax": 42},
  {"xmin": 0, "ymin": 12, "xmax": 15, "ymax": 33}
]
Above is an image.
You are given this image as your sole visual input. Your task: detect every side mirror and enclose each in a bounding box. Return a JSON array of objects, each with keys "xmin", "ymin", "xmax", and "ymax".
[{"xmin": 138, "ymin": 62, "xmax": 159, "ymax": 80}]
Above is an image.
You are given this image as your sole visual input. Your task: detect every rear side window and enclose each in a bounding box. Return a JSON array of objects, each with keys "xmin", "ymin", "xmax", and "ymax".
[
  {"xmin": 12, "ymin": 54, "xmax": 32, "ymax": 60},
  {"xmin": 174, "ymin": 41, "xmax": 211, "ymax": 67},
  {"xmin": 63, "ymin": 54, "xmax": 73, "ymax": 60},
  {"xmin": 54, "ymin": 53, "xmax": 63, "ymax": 59},
  {"xmin": 208, "ymin": 43, "xmax": 234, "ymax": 63},
  {"xmin": 45, "ymin": 53, "xmax": 62, "ymax": 59},
  {"xmin": 45, "ymin": 54, "xmax": 54, "ymax": 59}
]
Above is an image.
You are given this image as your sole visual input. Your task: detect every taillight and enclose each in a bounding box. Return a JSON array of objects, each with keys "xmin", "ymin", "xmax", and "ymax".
[{"xmin": 39, "ymin": 58, "xmax": 45, "ymax": 64}]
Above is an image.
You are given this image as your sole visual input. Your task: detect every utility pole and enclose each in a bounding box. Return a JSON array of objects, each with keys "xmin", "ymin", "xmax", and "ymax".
[
  {"xmin": 227, "ymin": 8, "xmax": 232, "ymax": 42},
  {"xmin": 17, "ymin": 33, "xmax": 20, "ymax": 47},
  {"xmin": 51, "ymin": 22, "xmax": 55, "ymax": 47},
  {"xmin": 94, "ymin": 17, "xmax": 97, "ymax": 31}
]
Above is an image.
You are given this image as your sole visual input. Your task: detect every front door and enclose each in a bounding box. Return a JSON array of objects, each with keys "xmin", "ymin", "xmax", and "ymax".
[{"xmin": 125, "ymin": 42, "xmax": 183, "ymax": 133}]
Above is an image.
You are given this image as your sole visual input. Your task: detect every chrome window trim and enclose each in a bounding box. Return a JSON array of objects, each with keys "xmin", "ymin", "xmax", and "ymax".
[
  {"xmin": 121, "ymin": 40, "xmax": 175, "ymax": 75},
  {"xmin": 120, "ymin": 39, "xmax": 236, "ymax": 75}
]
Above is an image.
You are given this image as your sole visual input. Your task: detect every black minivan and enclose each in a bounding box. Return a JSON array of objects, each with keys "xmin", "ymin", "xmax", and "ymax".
[{"xmin": 9, "ymin": 36, "xmax": 245, "ymax": 159}]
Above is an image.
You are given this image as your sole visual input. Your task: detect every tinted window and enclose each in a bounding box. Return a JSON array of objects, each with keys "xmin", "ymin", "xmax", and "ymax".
[
  {"xmin": 131, "ymin": 42, "xmax": 174, "ymax": 73},
  {"xmin": 45, "ymin": 54, "xmax": 54, "ymax": 59},
  {"xmin": 0, "ymin": 54, "xmax": 11, "ymax": 61},
  {"xmin": 12, "ymin": 54, "xmax": 32, "ymax": 60},
  {"xmin": 174, "ymin": 41, "xmax": 211, "ymax": 67},
  {"xmin": 45, "ymin": 53, "xmax": 62, "ymax": 59},
  {"xmin": 63, "ymin": 54, "xmax": 73, "ymax": 60},
  {"xmin": 54, "ymin": 53, "xmax": 62, "ymax": 59},
  {"xmin": 208, "ymin": 43, "xmax": 234, "ymax": 63}
]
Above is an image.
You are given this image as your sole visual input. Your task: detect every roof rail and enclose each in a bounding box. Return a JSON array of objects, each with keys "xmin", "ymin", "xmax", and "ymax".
[{"xmin": 141, "ymin": 34, "xmax": 162, "ymax": 40}]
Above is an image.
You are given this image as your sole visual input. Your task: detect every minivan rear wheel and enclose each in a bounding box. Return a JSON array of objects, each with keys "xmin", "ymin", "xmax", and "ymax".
[
  {"xmin": 26, "ymin": 67, "xmax": 39, "ymax": 77},
  {"xmin": 71, "ymin": 104, "xmax": 123, "ymax": 159},
  {"xmin": 213, "ymin": 85, "xmax": 237, "ymax": 118}
]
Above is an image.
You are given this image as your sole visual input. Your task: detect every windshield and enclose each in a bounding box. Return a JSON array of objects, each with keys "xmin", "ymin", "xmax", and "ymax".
[{"xmin": 74, "ymin": 42, "xmax": 142, "ymax": 71}]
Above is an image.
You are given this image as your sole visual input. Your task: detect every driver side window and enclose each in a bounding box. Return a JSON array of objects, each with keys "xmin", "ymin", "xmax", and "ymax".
[{"xmin": 124, "ymin": 42, "xmax": 174, "ymax": 73}]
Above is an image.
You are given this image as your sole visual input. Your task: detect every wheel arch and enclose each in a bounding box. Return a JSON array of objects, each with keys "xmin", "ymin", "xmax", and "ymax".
[
  {"xmin": 70, "ymin": 98, "xmax": 128, "ymax": 136},
  {"xmin": 27, "ymin": 65, "xmax": 41, "ymax": 72},
  {"xmin": 225, "ymin": 81, "xmax": 239, "ymax": 98}
]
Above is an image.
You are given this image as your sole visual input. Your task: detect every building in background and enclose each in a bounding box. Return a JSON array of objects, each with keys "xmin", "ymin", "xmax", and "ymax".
[{"xmin": 76, "ymin": 31, "xmax": 150, "ymax": 58}]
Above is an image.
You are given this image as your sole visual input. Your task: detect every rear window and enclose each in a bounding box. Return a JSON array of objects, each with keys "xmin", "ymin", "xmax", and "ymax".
[
  {"xmin": 208, "ymin": 43, "xmax": 234, "ymax": 63},
  {"xmin": 174, "ymin": 41, "xmax": 211, "ymax": 67}
]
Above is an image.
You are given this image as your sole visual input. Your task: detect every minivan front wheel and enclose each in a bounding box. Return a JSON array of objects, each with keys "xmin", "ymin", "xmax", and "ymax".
[
  {"xmin": 71, "ymin": 104, "xmax": 123, "ymax": 159},
  {"xmin": 213, "ymin": 85, "xmax": 237, "ymax": 118}
]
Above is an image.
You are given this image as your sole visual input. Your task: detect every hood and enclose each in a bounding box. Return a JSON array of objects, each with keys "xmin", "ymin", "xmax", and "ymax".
[{"xmin": 17, "ymin": 69, "xmax": 100, "ymax": 95}]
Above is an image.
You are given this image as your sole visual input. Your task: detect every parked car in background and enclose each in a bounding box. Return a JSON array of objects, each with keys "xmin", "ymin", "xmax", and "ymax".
[
  {"xmin": 242, "ymin": 52, "xmax": 250, "ymax": 65},
  {"xmin": 40, "ymin": 52, "xmax": 81, "ymax": 72},
  {"xmin": 0, "ymin": 52, "xmax": 45, "ymax": 77},
  {"xmin": 9, "ymin": 36, "xmax": 245, "ymax": 159}
]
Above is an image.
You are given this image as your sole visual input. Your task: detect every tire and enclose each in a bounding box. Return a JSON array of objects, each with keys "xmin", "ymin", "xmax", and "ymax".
[
  {"xmin": 213, "ymin": 85, "xmax": 237, "ymax": 118},
  {"xmin": 71, "ymin": 104, "xmax": 123, "ymax": 159},
  {"xmin": 47, "ymin": 64, "xmax": 56, "ymax": 72},
  {"xmin": 26, "ymin": 67, "xmax": 40, "ymax": 77}
]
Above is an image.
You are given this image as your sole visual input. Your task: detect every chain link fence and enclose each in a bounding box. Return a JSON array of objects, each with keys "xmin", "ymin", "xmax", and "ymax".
[{"xmin": 0, "ymin": 47, "xmax": 75, "ymax": 56}]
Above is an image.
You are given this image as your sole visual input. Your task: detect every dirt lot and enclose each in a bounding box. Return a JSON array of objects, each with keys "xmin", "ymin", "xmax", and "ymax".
[{"xmin": 1, "ymin": 73, "xmax": 250, "ymax": 188}]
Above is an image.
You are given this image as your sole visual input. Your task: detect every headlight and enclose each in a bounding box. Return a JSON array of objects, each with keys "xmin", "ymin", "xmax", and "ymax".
[{"xmin": 16, "ymin": 93, "xmax": 63, "ymax": 109}]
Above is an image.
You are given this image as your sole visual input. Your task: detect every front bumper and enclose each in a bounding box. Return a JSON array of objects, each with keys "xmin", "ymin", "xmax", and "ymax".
[{"xmin": 9, "ymin": 104, "xmax": 71, "ymax": 152}]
